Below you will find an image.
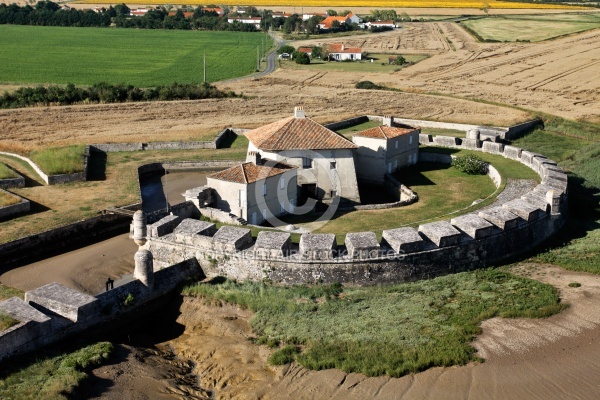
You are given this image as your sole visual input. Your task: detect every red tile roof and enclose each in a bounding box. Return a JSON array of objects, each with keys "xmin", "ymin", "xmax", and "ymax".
[
  {"xmin": 354, "ymin": 126, "xmax": 418, "ymax": 140},
  {"xmin": 327, "ymin": 43, "xmax": 362, "ymax": 54},
  {"xmin": 297, "ymin": 46, "xmax": 312, "ymax": 53},
  {"xmin": 245, "ymin": 116, "xmax": 357, "ymax": 151},
  {"xmin": 319, "ymin": 16, "xmax": 347, "ymax": 29},
  {"xmin": 208, "ymin": 161, "xmax": 296, "ymax": 184}
]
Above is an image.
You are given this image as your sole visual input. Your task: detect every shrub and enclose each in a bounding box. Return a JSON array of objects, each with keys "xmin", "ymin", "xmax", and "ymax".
[
  {"xmin": 393, "ymin": 55, "xmax": 406, "ymax": 65},
  {"xmin": 568, "ymin": 282, "xmax": 581, "ymax": 288},
  {"xmin": 268, "ymin": 345, "xmax": 299, "ymax": 365},
  {"xmin": 294, "ymin": 51, "xmax": 310, "ymax": 65},
  {"xmin": 0, "ymin": 312, "xmax": 19, "ymax": 331},
  {"xmin": 451, "ymin": 154, "xmax": 488, "ymax": 175},
  {"xmin": 355, "ymin": 81, "xmax": 382, "ymax": 90}
]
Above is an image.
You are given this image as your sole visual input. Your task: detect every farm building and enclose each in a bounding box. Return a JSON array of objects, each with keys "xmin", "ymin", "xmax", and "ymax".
[
  {"xmin": 366, "ymin": 20, "xmax": 396, "ymax": 29},
  {"xmin": 352, "ymin": 117, "xmax": 420, "ymax": 184}
]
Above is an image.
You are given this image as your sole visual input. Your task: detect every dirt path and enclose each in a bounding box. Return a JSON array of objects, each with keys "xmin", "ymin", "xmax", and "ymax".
[{"xmin": 155, "ymin": 264, "xmax": 600, "ymax": 399}]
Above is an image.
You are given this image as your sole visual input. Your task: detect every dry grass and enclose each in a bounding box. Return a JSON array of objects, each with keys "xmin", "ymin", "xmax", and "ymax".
[{"xmin": 0, "ymin": 190, "xmax": 21, "ymax": 207}]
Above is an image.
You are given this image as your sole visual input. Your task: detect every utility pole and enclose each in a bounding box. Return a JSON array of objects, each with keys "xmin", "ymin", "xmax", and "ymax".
[
  {"xmin": 203, "ymin": 50, "xmax": 206, "ymax": 83},
  {"xmin": 257, "ymin": 46, "xmax": 260, "ymax": 70}
]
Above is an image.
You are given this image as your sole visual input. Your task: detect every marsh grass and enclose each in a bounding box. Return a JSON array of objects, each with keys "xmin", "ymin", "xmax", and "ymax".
[
  {"xmin": 0, "ymin": 284, "xmax": 22, "ymax": 301},
  {"xmin": 0, "ymin": 341, "xmax": 113, "ymax": 400},
  {"xmin": 0, "ymin": 163, "xmax": 17, "ymax": 179},
  {"xmin": 29, "ymin": 145, "xmax": 86, "ymax": 175},
  {"xmin": 183, "ymin": 269, "xmax": 563, "ymax": 377}
]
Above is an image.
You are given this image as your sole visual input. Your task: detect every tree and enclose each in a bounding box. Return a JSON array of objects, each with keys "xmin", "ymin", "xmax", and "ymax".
[
  {"xmin": 311, "ymin": 45, "xmax": 323, "ymax": 59},
  {"xmin": 278, "ymin": 44, "xmax": 295, "ymax": 55},
  {"xmin": 326, "ymin": 9, "xmax": 337, "ymax": 16},
  {"xmin": 114, "ymin": 3, "xmax": 130, "ymax": 16},
  {"xmin": 330, "ymin": 20, "xmax": 340, "ymax": 30},
  {"xmin": 294, "ymin": 51, "xmax": 310, "ymax": 64},
  {"xmin": 393, "ymin": 55, "xmax": 406, "ymax": 65}
]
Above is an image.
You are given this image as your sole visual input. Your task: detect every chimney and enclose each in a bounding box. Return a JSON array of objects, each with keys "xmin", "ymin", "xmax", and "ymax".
[
  {"xmin": 294, "ymin": 106, "xmax": 305, "ymax": 119},
  {"xmin": 383, "ymin": 115, "xmax": 394, "ymax": 127},
  {"xmin": 254, "ymin": 151, "xmax": 262, "ymax": 165}
]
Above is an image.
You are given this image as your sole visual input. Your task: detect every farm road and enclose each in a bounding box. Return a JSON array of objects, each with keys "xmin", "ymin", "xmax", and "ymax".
[{"xmin": 218, "ymin": 32, "xmax": 284, "ymax": 84}]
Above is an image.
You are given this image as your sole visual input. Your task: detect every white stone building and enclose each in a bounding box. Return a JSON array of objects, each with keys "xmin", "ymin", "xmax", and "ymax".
[
  {"xmin": 352, "ymin": 117, "xmax": 420, "ymax": 184},
  {"xmin": 206, "ymin": 160, "xmax": 297, "ymax": 225},
  {"xmin": 327, "ymin": 43, "xmax": 362, "ymax": 61},
  {"xmin": 245, "ymin": 107, "xmax": 361, "ymax": 204},
  {"xmin": 227, "ymin": 17, "xmax": 262, "ymax": 28}
]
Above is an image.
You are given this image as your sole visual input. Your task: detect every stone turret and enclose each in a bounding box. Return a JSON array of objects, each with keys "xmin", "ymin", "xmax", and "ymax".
[
  {"xmin": 132, "ymin": 210, "xmax": 147, "ymax": 246},
  {"xmin": 134, "ymin": 249, "xmax": 154, "ymax": 288}
]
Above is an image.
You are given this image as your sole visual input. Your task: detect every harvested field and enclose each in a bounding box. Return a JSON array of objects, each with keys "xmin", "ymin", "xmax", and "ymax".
[{"xmin": 292, "ymin": 22, "xmax": 600, "ymax": 122}]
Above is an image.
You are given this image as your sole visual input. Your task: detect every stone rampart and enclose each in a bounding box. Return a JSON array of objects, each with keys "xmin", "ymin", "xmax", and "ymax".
[
  {"xmin": 0, "ymin": 173, "xmax": 25, "ymax": 190},
  {"xmin": 0, "ymin": 213, "xmax": 130, "ymax": 265},
  {"xmin": 324, "ymin": 116, "xmax": 369, "ymax": 131},
  {"xmin": 88, "ymin": 127, "xmax": 244, "ymax": 154},
  {"xmin": 143, "ymin": 133, "xmax": 567, "ymax": 286},
  {"xmin": 0, "ymin": 258, "xmax": 200, "ymax": 364},
  {"xmin": 0, "ymin": 149, "xmax": 88, "ymax": 186},
  {"xmin": 0, "ymin": 190, "xmax": 30, "ymax": 220}
]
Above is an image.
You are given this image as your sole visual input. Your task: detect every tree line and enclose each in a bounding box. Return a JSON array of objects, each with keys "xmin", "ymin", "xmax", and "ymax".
[
  {"xmin": 0, "ymin": 82, "xmax": 238, "ymax": 109},
  {"xmin": 0, "ymin": 1, "xmax": 257, "ymax": 31}
]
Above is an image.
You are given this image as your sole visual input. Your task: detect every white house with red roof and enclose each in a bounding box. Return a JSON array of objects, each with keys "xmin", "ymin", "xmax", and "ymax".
[
  {"xmin": 228, "ymin": 17, "xmax": 262, "ymax": 28},
  {"xmin": 352, "ymin": 117, "xmax": 420, "ymax": 184},
  {"xmin": 244, "ymin": 107, "xmax": 361, "ymax": 204},
  {"xmin": 327, "ymin": 43, "xmax": 362, "ymax": 61},
  {"xmin": 206, "ymin": 160, "xmax": 297, "ymax": 225}
]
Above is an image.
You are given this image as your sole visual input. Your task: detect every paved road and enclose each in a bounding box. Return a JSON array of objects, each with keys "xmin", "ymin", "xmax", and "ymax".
[{"xmin": 218, "ymin": 32, "xmax": 285, "ymax": 84}]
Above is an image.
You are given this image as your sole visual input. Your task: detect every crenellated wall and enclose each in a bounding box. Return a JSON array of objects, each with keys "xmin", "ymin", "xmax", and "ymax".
[{"xmin": 144, "ymin": 133, "xmax": 567, "ymax": 286}]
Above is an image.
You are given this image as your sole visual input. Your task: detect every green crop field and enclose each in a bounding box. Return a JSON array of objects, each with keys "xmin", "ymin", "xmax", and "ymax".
[
  {"xmin": 461, "ymin": 13, "xmax": 600, "ymax": 42},
  {"xmin": 0, "ymin": 25, "xmax": 271, "ymax": 87}
]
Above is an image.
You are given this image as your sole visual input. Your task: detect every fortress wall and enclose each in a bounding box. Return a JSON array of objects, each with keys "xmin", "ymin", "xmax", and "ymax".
[
  {"xmin": 0, "ymin": 190, "xmax": 30, "ymax": 220},
  {"xmin": 0, "ymin": 258, "xmax": 200, "ymax": 364},
  {"xmin": 0, "ymin": 213, "xmax": 130, "ymax": 265},
  {"xmin": 0, "ymin": 176, "xmax": 25, "ymax": 190},
  {"xmin": 324, "ymin": 116, "xmax": 369, "ymax": 131},
  {"xmin": 144, "ymin": 133, "xmax": 568, "ymax": 286}
]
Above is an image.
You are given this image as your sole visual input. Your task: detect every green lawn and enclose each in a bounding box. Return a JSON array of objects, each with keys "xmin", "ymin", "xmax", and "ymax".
[
  {"xmin": 29, "ymin": 146, "xmax": 86, "ymax": 175},
  {"xmin": 0, "ymin": 26, "xmax": 271, "ymax": 87},
  {"xmin": 461, "ymin": 14, "xmax": 600, "ymax": 42},
  {"xmin": 281, "ymin": 53, "xmax": 427, "ymax": 73},
  {"xmin": 285, "ymin": 149, "xmax": 537, "ymax": 241},
  {"xmin": 183, "ymin": 269, "xmax": 562, "ymax": 377},
  {"xmin": 420, "ymin": 127, "xmax": 466, "ymax": 138}
]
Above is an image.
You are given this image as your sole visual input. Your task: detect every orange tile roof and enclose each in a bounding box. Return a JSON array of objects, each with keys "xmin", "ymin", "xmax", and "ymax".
[
  {"xmin": 354, "ymin": 126, "xmax": 417, "ymax": 140},
  {"xmin": 245, "ymin": 116, "xmax": 357, "ymax": 151},
  {"xmin": 208, "ymin": 161, "xmax": 296, "ymax": 184},
  {"xmin": 320, "ymin": 16, "xmax": 347, "ymax": 29},
  {"xmin": 327, "ymin": 43, "xmax": 362, "ymax": 54},
  {"xmin": 297, "ymin": 46, "xmax": 312, "ymax": 53}
]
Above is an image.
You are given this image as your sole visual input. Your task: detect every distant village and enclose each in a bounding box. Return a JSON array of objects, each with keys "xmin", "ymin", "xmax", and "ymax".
[{"xmin": 83, "ymin": 4, "xmax": 403, "ymax": 33}]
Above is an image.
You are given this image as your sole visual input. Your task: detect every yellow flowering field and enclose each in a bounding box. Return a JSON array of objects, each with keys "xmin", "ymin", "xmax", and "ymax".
[{"xmin": 75, "ymin": 0, "xmax": 579, "ymax": 10}]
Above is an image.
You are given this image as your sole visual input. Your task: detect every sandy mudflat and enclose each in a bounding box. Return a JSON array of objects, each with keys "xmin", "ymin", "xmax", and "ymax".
[
  {"xmin": 0, "ymin": 233, "xmax": 136, "ymax": 295},
  {"xmin": 150, "ymin": 264, "xmax": 600, "ymax": 399}
]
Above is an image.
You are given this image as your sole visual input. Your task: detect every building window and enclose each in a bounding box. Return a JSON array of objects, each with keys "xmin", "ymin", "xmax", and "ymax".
[
  {"xmin": 394, "ymin": 160, "xmax": 398, "ymax": 169},
  {"xmin": 262, "ymin": 209, "xmax": 267, "ymax": 220},
  {"xmin": 280, "ymin": 177, "xmax": 285, "ymax": 189},
  {"xmin": 330, "ymin": 161, "xmax": 336, "ymax": 169},
  {"xmin": 302, "ymin": 157, "xmax": 312, "ymax": 169},
  {"xmin": 330, "ymin": 190, "xmax": 337, "ymax": 198},
  {"xmin": 262, "ymin": 183, "xmax": 267, "ymax": 196},
  {"xmin": 394, "ymin": 140, "xmax": 399, "ymax": 149},
  {"xmin": 280, "ymin": 203, "xmax": 285, "ymax": 213},
  {"xmin": 409, "ymin": 136, "xmax": 413, "ymax": 145}
]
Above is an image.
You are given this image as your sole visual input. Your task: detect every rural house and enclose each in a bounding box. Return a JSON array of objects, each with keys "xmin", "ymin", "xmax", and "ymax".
[
  {"xmin": 327, "ymin": 43, "xmax": 362, "ymax": 61},
  {"xmin": 227, "ymin": 17, "xmax": 262, "ymax": 28}
]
